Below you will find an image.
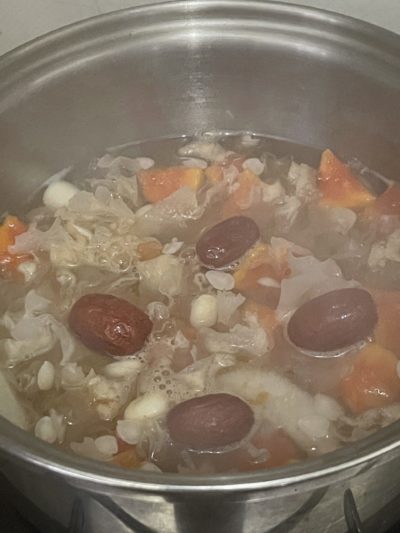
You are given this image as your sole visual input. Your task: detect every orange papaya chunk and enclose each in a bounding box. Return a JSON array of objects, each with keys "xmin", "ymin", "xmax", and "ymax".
[
  {"xmin": 231, "ymin": 428, "xmax": 303, "ymax": 472},
  {"xmin": 0, "ymin": 215, "xmax": 31, "ymax": 275},
  {"xmin": 364, "ymin": 185, "xmax": 400, "ymax": 218},
  {"xmin": 234, "ymin": 243, "xmax": 273, "ymax": 289},
  {"xmin": 112, "ymin": 447, "xmax": 141, "ymax": 468},
  {"xmin": 205, "ymin": 165, "xmax": 223, "ymax": 183},
  {"xmin": 373, "ymin": 290, "xmax": 400, "ymax": 356},
  {"xmin": 248, "ymin": 429, "xmax": 303, "ymax": 469},
  {"xmin": 223, "ymin": 169, "xmax": 262, "ymax": 217},
  {"xmin": 339, "ymin": 343, "xmax": 400, "ymax": 414},
  {"xmin": 138, "ymin": 166, "xmax": 204, "ymax": 203},
  {"xmin": 198, "ymin": 428, "xmax": 303, "ymax": 472},
  {"xmin": 242, "ymin": 300, "xmax": 279, "ymax": 337},
  {"xmin": 137, "ymin": 240, "xmax": 162, "ymax": 261},
  {"xmin": 318, "ymin": 149, "xmax": 375, "ymax": 209},
  {"xmin": 234, "ymin": 242, "xmax": 291, "ymax": 308}
]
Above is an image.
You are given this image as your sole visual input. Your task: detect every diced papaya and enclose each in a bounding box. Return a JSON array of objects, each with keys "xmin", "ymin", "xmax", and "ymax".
[
  {"xmin": 138, "ymin": 166, "xmax": 204, "ymax": 203},
  {"xmin": 223, "ymin": 169, "xmax": 262, "ymax": 217},
  {"xmin": 235, "ymin": 243, "xmax": 290, "ymax": 287},
  {"xmin": 228, "ymin": 428, "xmax": 303, "ymax": 472},
  {"xmin": 0, "ymin": 215, "xmax": 28, "ymax": 253},
  {"xmin": 112, "ymin": 447, "xmax": 141, "ymax": 468},
  {"xmin": 0, "ymin": 253, "xmax": 31, "ymax": 272},
  {"xmin": 363, "ymin": 185, "xmax": 400, "ymax": 218},
  {"xmin": 235, "ymin": 263, "xmax": 279, "ymax": 293},
  {"xmin": 372, "ymin": 290, "xmax": 400, "ymax": 357},
  {"xmin": 116, "ymin": 437, "xmax": 133, "ymax": 453},
  {"xmin": 0, "ymin": 226, "xmax": 11, "ymax": 254},
  {"xmin": 339, "ymin": 343, "xmax": 400, "ymax": 414},
  {"xmin": 233, "ymin": 242, "xmax": 290, "ymax": 304},
  {"xmin": 193, "ymin": 428, "xmax": 303, "ymax": 472},
  {"xmin": 234, "ymin": 243, "xmax": 272, "ymax": 288},
  {"xmin": 0, "ymin": 215, "xmax": 31, "ymax": 275},
  {"xmin": 247, "ymin": 429, "xmax": 304, "ymax": 470},
  {"xmin": 4, "ymin": 215, "xmax": 28, "ymax": 236},
  {"xmin": 205, "ymin": 165, "xmax": 224, "ymax": 184},
  {"xmin": 243, "ymin": 300, "xmax": 279, "ymax": 337},
  {"xmin": 318, "ymin": 149, "xmax": 375, "ymax": 209},
  {"xmin": 137, "ymin": 240, "xmax": 162, "ymax": 261}
]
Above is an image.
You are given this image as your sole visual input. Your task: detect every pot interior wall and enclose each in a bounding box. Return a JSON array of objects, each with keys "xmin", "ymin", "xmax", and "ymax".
[{"xmin": 0, "ymin": 2, "xmax": 399, "ymax": 214}]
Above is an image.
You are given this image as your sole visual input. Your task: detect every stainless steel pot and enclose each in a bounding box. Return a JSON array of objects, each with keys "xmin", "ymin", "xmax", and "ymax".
[{"xmin": 0, "ymin": 2, "xmax": 400, "ymax": 532}]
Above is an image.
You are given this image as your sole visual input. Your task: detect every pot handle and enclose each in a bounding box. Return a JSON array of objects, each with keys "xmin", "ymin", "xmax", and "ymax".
[
  {"xmin": 344, "ymin": 489, "xmax": 364, "ymax": 533},
  {"xmin": 68, "ymin": 498, "xmax": 85, "ymax": 532}
]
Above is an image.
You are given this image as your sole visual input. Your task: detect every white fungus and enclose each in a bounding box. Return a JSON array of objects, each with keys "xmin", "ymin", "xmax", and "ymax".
[
  {"xmin": 162, "ymin": 239, "xmax": 184, "ymax": 255},
  {"xmin": 298, "ymin": 415, "xmax": 331, "ymax": 439},
  {"xmin": 216, "ymin": 291, "xmax": 245, "ymax": 325},
  {"xmin": 314, "ymin": 393, "xmax": 344, "ymax": 421},
  {"xmin": 137, "ymin": 255, "xmax": 184, "ymax": 297},
  {"xmin": 17, "ymin": 261, "xmax": 38, "ymax": 283}
]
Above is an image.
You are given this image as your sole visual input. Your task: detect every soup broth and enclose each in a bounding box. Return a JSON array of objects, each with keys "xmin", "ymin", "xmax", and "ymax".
[{"xmin": 1, "ymin": 133, "xmax": 400, "ymax": 474}]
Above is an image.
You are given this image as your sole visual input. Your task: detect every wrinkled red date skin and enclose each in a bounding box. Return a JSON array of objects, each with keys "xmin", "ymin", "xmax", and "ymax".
[
  {"xmin": 167, "ymin": 393, "xmax": 254, "ymax": 450},
  {"xmin": 69, "ymin": 293, "xmax": 153, "ymax": 357}
]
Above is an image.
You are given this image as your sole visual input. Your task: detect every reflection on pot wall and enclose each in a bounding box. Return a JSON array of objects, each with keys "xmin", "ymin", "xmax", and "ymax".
[
  {"xmin": 0, "ymin": 0, "xmax": 399, "ymax": 56},
  {"xmin": 2, "ymin": 449, "xmax": 400, "ymax": 532}
]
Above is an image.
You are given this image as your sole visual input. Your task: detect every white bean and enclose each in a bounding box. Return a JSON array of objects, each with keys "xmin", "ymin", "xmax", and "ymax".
[
  {"xmin": 116, "ymin": 419, "xmax": 143, "ymax": 445},
  {"xmin": 243, "ymin": 158, "xmax": 265, "ymax": 176},
  {"xmin": 94, "ymin": 435, "xmax": 118, "ymax": 456},
  {"xmin": 34, "ymin": 416, "xmax": 57, "ymax": 443},
  {"xmin": 37, "ymin": 361, "xmax": 55, "ymax": 391},
  {"xmin": 205, "ymin": 270, "xmax": 235, "ymax": 291},
  {"xmin": 124, "ymin": 392, "xmax": 168, "ymax": 421},
  {"xmin": 136, "ymin": 157, "xmax": 155, "ymax": 170},
  {"xmin": 43, "ymin": 180, "xmax": 79, "ymax": 209},
  {"xmin": 162, "ymin": 239, "xmax": 184, "ymax": 255},
  {"xmin": 190, "ymin": 294, "xmax": 218, "ymax": 329},
  {"xmin": 103, "ymin": 360, "xmax": 142, "ymax": 379}
]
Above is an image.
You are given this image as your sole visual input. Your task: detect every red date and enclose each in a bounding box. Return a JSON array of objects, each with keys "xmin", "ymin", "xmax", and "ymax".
[
  {"xmin": 196, "ymin": 216, "xmax": 260, "ymax": 269},
  {"xmin": 167, "ymin": 393, "xmax": 254, "ymax": 450},
  {"xmin": 287, "ymin": 288, "xmax": 378, "ymax": 352},
  {"xmin": 69, "ymin": 294, "xmax": 153, "ymax": 357}
]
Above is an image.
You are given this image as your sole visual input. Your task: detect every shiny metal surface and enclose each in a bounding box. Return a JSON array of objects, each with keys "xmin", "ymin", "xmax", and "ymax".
[{"xmin": 0, "ymin": 1, "xmax": 400, "ymax": 532}]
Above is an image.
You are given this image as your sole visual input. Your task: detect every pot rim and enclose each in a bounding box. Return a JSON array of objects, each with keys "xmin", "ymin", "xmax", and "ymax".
[{"xmin": 1, "ymin": 0, "xmax": 400, "ymax": 492}]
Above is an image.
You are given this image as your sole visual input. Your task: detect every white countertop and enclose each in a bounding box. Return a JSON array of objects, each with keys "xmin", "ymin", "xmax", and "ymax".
[{"xmin": 0, "ymin": 0, "xmax": 399, "ymax": 56}]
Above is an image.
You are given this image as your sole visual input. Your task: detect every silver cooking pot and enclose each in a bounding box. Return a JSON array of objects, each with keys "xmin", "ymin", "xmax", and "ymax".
[{"xmin": 0, "ymin": 2, "xmax": 400, "ymax": 532}]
